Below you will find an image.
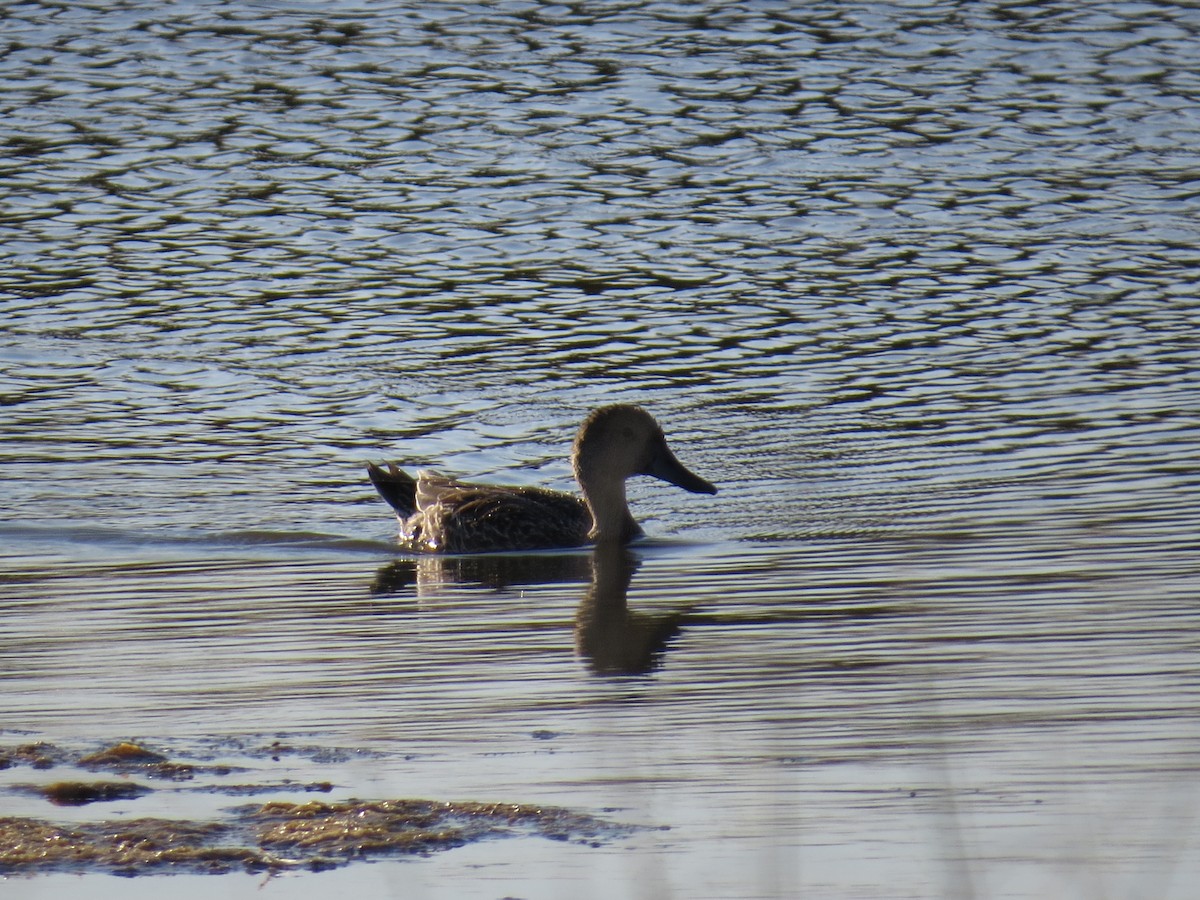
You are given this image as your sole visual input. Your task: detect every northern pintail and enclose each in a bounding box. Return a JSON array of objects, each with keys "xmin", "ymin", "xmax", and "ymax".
[{"xmin": 368, "ymin": 404, "xmax": 716, "ymax": 553}]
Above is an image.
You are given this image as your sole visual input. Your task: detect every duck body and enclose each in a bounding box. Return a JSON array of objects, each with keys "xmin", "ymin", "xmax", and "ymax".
[
  {"xmin": 368, "ymin": 405, "xmax": 716, "ymax": 554},
  {"xmin": 366, "ymin": 466, "xmax": 593, "ymax": 553}
]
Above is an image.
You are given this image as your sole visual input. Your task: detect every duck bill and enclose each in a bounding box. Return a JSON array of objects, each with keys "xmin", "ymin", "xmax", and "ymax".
[{"xmin": 645, "ymin": 446, "xmax": 717, "ymax": 495}]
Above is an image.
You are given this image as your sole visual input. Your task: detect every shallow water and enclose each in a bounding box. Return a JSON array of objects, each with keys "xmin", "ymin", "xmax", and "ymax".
[{"xmin": 3, "ymin": 0, "xmax": 1200, "ymax": 896}]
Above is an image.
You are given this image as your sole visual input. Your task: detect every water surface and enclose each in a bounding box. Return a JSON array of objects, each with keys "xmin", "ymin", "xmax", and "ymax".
[{"xmin": 3, "ymin": 0, "xmax": 1200, "ymax": 897}]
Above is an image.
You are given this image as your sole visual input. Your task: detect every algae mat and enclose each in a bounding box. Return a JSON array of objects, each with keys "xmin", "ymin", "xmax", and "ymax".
[{"xmin": 0, "ymin": 740, "xmax": 631, "ymax": 876}]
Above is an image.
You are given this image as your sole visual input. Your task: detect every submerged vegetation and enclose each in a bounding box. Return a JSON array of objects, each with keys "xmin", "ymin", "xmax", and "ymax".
[
  {"xmin": 0, "ymin": 740, "xmax": 629, "ymax": 876},
  {"xmin": 1, "ymin": 798, "xmax": 619, "ymax": 875}
]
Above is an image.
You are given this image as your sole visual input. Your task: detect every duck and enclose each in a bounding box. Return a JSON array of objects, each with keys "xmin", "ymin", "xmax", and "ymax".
[{"xmin": 367, "ymin": 404, "xmax": 716, "ymax": 553}]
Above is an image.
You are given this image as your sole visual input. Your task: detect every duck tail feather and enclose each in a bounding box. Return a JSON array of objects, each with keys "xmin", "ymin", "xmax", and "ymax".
[{"xmin": 367, "ymin": 462, "xmax": 418, "ymax": 517}]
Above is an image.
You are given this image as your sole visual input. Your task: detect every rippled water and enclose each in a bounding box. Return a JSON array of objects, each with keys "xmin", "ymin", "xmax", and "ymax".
[{"xmin": 3, "ymin": 0, "xmax": 1200, "ymax": 897}]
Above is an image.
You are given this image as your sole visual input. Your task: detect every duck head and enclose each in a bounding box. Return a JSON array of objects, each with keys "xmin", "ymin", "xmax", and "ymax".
[{"xmin": 572, "ymin": 404, "xmax": 717, "ymax": 543}]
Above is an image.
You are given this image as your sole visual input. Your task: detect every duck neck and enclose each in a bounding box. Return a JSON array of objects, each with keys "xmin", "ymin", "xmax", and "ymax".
[{"xmin": 579, "ymin": 475, "xmax": 642, "ymax": 545}]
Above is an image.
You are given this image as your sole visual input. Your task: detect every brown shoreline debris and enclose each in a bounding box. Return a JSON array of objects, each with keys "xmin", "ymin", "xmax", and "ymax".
[
  {"xmin": 79, "ymin": 742, "xmax": 169, "ymax": 766},
  {"xmin": 38, "ymin": 781, "xmax": 154, "ymax": 806},
  {"xmin": 1, "ymin": 739, "xmax": 636, "ymax": 876},
  {"xmin": 0, "ymin": 797, "xmax": 629, "ymax": 876},
  {"xmin": 80, "ymin": 741, "xmax": 197, "ymax": 781},
  {"xmin": 2, "ymin": 742, "xmax": 70, "ymax": 770},
  {"xmin": 0, "ymin": 741, "xmax": 204, "ymax": 780}
]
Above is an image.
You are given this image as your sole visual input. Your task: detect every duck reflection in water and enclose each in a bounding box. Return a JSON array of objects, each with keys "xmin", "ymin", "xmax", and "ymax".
[
  {"xmin": 367, "ymin": 404, "xmax": 715, "ymax": 674},
  {"xmin": 371, "ymin": 545, "xmax": 691, "ymax": 677},
  {"xmin": 574, "ymin": 544, "xmax": 689, "ymax": 676}
]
